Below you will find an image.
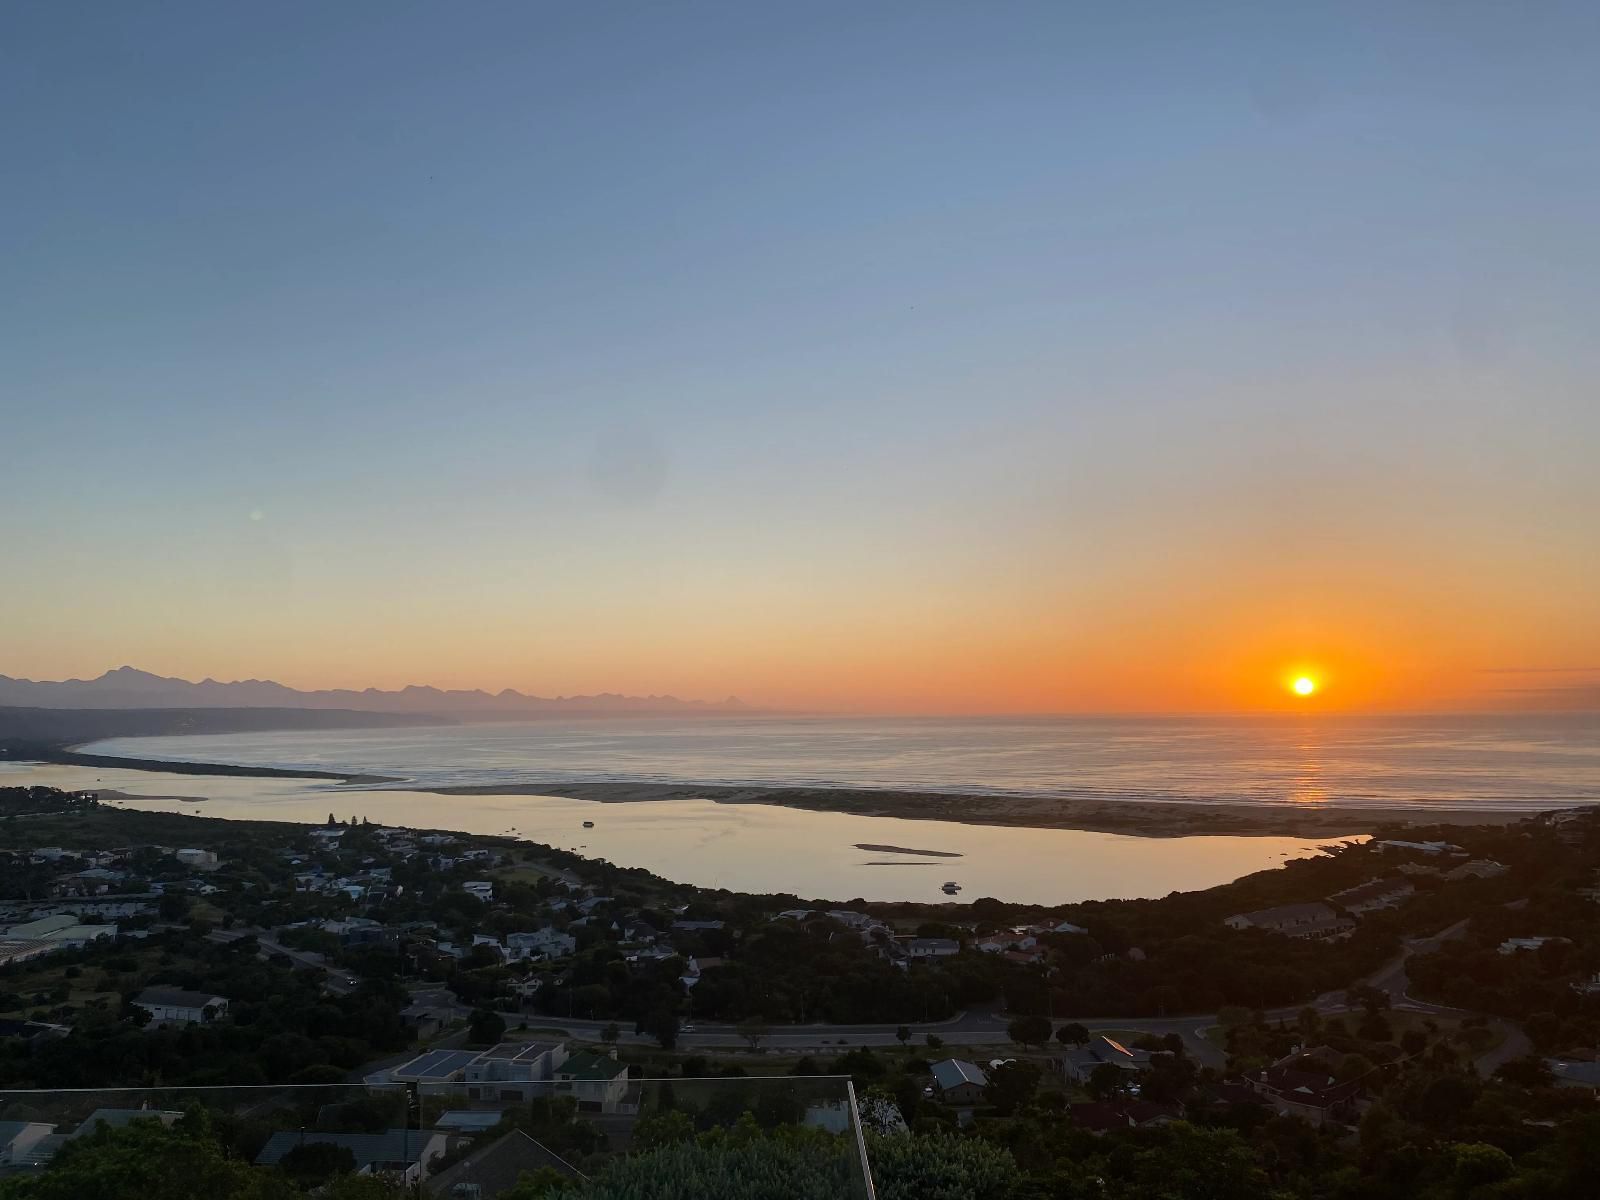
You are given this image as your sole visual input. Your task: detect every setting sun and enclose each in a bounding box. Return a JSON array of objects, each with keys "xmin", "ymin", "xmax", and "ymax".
[{"xmin": 1292, "ymin": 676, "xmax": 1317, "ymax": 697}]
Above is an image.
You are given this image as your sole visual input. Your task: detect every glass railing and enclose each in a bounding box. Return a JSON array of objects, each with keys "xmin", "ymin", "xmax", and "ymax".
[{"xmin": 0, "ymin": 1075, "xmax": 877, "ymax": 1197}]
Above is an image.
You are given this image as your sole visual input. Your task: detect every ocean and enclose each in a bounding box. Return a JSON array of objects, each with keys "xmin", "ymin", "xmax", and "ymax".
[{"xmin": 83, "ymin": 711, "xmax": 1600, "ymax": 811}]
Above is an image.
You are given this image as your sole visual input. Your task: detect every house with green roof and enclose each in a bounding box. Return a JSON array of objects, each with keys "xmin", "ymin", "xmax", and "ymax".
[{"xmin": 552, "ymin": 1048, "xmax": 629, "ymax": 1112}]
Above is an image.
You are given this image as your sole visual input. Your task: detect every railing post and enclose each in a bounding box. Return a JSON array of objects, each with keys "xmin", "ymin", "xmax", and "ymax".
[{"xmin": 844, "ymin": 1080, "xmax": 878, "ymax": 1199}]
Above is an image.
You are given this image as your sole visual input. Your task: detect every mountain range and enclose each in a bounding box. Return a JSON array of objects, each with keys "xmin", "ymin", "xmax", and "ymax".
[{"xmin": 0, "ymin": 667, "xmax": 748, "ymax": 716}]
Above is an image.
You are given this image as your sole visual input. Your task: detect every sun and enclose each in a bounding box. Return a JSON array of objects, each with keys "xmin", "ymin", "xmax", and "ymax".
[{"xmin": 1292, "ymin": 676, "xmax": 1317, "ymax": 697}]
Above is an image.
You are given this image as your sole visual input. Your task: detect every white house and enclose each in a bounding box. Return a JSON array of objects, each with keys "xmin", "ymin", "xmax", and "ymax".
[
  {"xmin": 462, "ymin": 881, "xmax": 495, "ymax": 903},
  {"xmin": 902, "ymin": 937, "xmax": 961, "ymax": 959},
  {"xmin": 175, "ymin": 848, "xmax": 221, "ymax": 871},
  {"xmin": 463, "ymin": 1041, "xmax": 570, "ymax": 1102},
  {"xmin": 134, "ymin": 987, "xmax": 230, "ymax": 1025},
  {"xmin": 0, "ymin": 1122, "xmax": 56, "ymax": 1167}
]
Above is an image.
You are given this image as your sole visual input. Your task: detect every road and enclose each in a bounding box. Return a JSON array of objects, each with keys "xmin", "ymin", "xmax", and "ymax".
[
  {"xmin": 480, "ymin": 918, "xmax": 1524, "ymax": 1075},
  {"xmin": 207, "ymin": 927, "xmax": 358, "ymax": 995},
  {"xmin": 237, "ymin": 914, "xmax": 1526, "ymax": 1080}
]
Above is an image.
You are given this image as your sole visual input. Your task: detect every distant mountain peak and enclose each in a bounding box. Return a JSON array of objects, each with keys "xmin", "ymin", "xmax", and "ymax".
[{"xmin": 0, "ymin": 667, "xmax": 749, "ymax": 716}]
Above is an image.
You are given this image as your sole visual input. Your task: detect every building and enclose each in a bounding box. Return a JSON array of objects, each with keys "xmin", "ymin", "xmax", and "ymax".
[
  {"xmin": 462, "ymin": 881, "xmax": 495, "ymax": 903},
  {"xmin": 901, "ymin": 937, "xmax": 960, "ymax": 959},
  {"xmin": 929, "ymin": 1059, "xmax": 988, "ymax": 1105},
  {"xmin": 0, "ymin": 939, "xmax": 53, "ymax": 968},
  {"xmin": 1251, "ymin": 1055, "xmax": 1366, "ymax": 1126},
  {"xmin": 255, "ymin": 1129, "xmax": 449, "ymax": 1184},
  {"xmin": 0, "ymin": 1122, "xmax": 56, "ymax": 1167},
  {"xmin": 552, "ymin": 1048, "xmax": 630, "ymax": 1112},
  {"xmin": 1445, "ymin": 860, "xmax": 1508, "ymax": 881},
  {"xmin": 1061, "ymin": 1035, "xmax": 1151, "ymax": 1081},
  {"xmin": 424, "ymin": 1130, "xmax": 584, "ymax": 1198},
  {"xmin": 463, "ymin": 1042, "xmax": 569, "ymax": 1102},
  {"xmin": 1374, "ymin": 839, "xmax": 1462, "ymax": 856},
  {"xmin": 1499, "ymin": 936, "xmax": 1569, "ymax": 955},
  {"xmin": 1546, "ymin": 1059, "xmax": 1600, "ymax": 1089},
  {"xmin": 505, "ymin": 928, "xmax": 576, "ymax": 960},
  {"xmin": 133, "ymin": 987, "xmax": 230, "ymax": 1025},
  {"xmin": 174, "ymin": 848, "xmax": 220, "ymax": 871},
  {"xmin": 1223, "ymin": 902, "xmax": 1354, "ymax": 940},
  {"xmin": 434, "ymin": 1110, "xmax": 508, "ymax": 1134},
  {"xmin": 70, "ymin": 1109, "xmax": 182, "ymax": 1138},
  {"xmin": 383, "ymin": 1049, "xmax": 481, "ymax": 1088},
  {"xmin": 1327, "ymin": 877, "xmax": 1415, "ymax": 916}
]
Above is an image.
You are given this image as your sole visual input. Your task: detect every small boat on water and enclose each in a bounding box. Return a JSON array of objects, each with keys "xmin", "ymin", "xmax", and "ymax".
[
  {"xmin": 583, "ymin": 820, "xmax": 595, "ymax": 828},
  {"xmin": 942, "ymin": 881, "xmax": 962, "ymax": 895}
]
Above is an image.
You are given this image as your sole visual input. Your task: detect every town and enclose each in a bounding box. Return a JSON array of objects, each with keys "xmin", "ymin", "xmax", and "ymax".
[{"xmin": 1, "ymin": 784, "xmax": 1598, "ymax": 1198}]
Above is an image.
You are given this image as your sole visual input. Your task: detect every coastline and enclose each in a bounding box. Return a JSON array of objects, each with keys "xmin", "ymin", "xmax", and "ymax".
[
  {"xmin": 48, "ymin": 746, "xmax": 398, "ymax": 786},
  {"xmin": 419, "ymin": 780, "xmax": 1534, "ymax": 838},
  {"xmin": 27, "ymin": 745, "xmax": 1550, "ymax": 840}
]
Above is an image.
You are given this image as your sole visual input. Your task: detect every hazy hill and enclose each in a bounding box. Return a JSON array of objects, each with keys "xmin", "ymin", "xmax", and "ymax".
[{"xmin": 0, "ymin": 666, "xmax": 747, "ymax": 716}]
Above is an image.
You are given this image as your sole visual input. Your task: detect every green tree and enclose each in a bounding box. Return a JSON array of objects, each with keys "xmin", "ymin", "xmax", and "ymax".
[
  {"xmin": 895, "ymin": 1024, "xmax": 911, "ymax": 1048},
  {"xmin": 1007, "ymin": 1014, "xmax": 1051, "ymax": 1047},
  {"xmin": 0, "ymin": 1115, "xmax": 295, "ymax": 1200},
  {"xmin": 868, "ymin": 1132, "xmax": 1021, "ymax": 1200},
  {"xmin": 737, "ymin": 1017, "xmax": 771, "ymax": 1052},
  {"xmin": 1056, "ymin": 1022, "xmax": 1090, "ymax": 1047}
]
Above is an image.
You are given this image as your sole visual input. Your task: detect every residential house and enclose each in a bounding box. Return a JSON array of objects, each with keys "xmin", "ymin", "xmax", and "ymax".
[
  {"xmin": 1499, "ymin": 936, "xmax": 1569, "ymax": 955},
  {"xmin": 553, "ymin": 1048, "xmax": 630, "ymax": 1112},
  {"xmin": 70, "ymin": 1109, "xmax": 181, "ymax": 1138},
  {"xmin": 0, "ymin": 1122, "xmax": 55, "ymax": 1167},
  {"xmin": 462, "ymin": 881, "xmax": 495, "ymax": 903},
  {"xmin": 505, "ymin": 928, "xmax": 576, "ymax": 961},
  {"xmin": 929, "ymin": 1059, "xmax": 988, "ymax": 1105},
  {"xmin": 433, "ymin": 1111, "xmax": 508, "ymax": 1134},
  {"xmin": 1327, "ymin": 877, "xmax": 1415, "ymax": 916},
  {"xmin": 1546, "ymin": 1059, "xmax": 1600, "ymax": 1089},
  {"xmin": 463, "ymin": 1042, "xmax": 570, "ymax": 1102},
  {"xmin": 1373, "ymin": 839, "xmax": 1462, "ymax": 856},
  {"xmin": 1069, "ymin": 1100, "xmax": 1181, "ymax": 1134},
  {"xmin": 1061, "ymin": 1035, "xmax": 1151, "ymax": 1082},
  {"xmin": 901, "ymin": 937, "xmax": 960, "ymax": 959},
  {"xmin": 255, "ymin": 1129, "xmax": 449, "ymax": 1184},
  {"xmin": 423, "ymin": 1130, "xmax": 584, "ymax": 1198},
  {"xmin": 1445, "ymin": 860, "xmax": 1508, "ymax": 881},
  {"xmin": 174, "ymin": 848, "xmax": 220, "ymax": 871},
  {"xmin": 1252, "ymin": 1054, "xmax": 1367, "ymax": 1126},
  {"xmin": 1223, "ymin": 903, "xmax": 1354, "ymax": 940},
  {"xmin": 133, "ymin": 987, "xmax": 230, "ymax": 1025},
  {"xmin": 383, "ymin": 1050, "xmax": 481, "ymax": 1088}
]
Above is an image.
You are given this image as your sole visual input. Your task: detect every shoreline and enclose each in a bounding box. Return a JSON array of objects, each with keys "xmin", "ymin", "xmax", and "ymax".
[
  {"xmin": 49, "ymin": 746, "xmax": 398, "ymax": 786},
  {"xmin": 419, "ymin": 780, "xmax": 1537, "ymax": 838},
  {"xmin": 25, "ymin": 746, "xmax": 1553, "ymax": 840}
]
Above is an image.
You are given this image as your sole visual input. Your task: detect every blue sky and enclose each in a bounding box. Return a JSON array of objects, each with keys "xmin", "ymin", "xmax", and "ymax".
[{"xmin": 3, "ymin": 2, "xmax": 1598, "ymax": 710}]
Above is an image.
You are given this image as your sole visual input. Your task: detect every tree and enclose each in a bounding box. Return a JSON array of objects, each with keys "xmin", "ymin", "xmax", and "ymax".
[
  {"xmin": 1087, "ymin": 1062, "xmax": 1126, "ymax": 1100},
  {"xmin": 1056, "ymin": 1022, "xmax": 1090, "ymax": 1047},
  {"xmin": 642, "ymin": 1006, "xmax": 679, "ymax": 1050},
  {"xmin": 868, "ymin": 1132, "xmax": 1021, "ymax": 1200},
  {"xmin": 895, "ymin": 1025, "xmax": 910, "ymax": 1048},
  {"xmin": 924, "ymin": 1033, "xmax": 944, "ymax": 1051},
  {"xmin": 0, "ymin": 1114, "xmax": 297, "ymax": 1200},
  {"xmin": 738, "ymin": 1017, "xmax": 772, "ymax": 1052},
  {"xmin": 986, "ymin": 1060, "xmax": 1041, "ymax": 1116},
  {"xmin": 277, "ymin": 1142, "xmax": 357, "ymax": 1188},
  {"xmin": 1007, "ymin": 1014, "xmax": 1051, "ymax": 1047},
  {"xmin": 600, "ymin": 1022, "xmax": 620, "ymax": 1047},
  {"xmin": 468, "ymin": 1008, "xmax": 506, "ymax": 1046}
]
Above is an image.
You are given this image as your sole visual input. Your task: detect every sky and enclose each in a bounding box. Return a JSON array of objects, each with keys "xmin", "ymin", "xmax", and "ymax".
[{"xmin": 3, "ymin": 2, "xmax": 1598, "ymax": 714}]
